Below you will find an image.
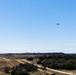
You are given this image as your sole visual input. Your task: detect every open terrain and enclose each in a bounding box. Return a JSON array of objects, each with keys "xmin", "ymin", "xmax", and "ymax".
[{"xmin": 0, "ymin": 53, "xmax": 76, "ymax": 75}]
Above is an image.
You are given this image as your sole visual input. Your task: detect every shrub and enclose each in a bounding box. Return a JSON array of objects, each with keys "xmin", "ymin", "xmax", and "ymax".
[
  {"xmin": 37, "ymin": 61, "xmax": 41, "ymax": 64},
  {"xmin": 4, "ymin": 67, "xmax": 11, "ymax": 73},
  {"xmin": 51, "ymin": 73, "xmax": 56, "ymax": 75},
  {"xmin": 11, "ymin": 70, "xmax": 30, "ymax": 75},
  {"xmin": 16, "ymin": 71, "xmax": 30, "ymax": 75},
  {"xmin": 27, "ymin": 57, "xmax": 33, "ymax": 61}
]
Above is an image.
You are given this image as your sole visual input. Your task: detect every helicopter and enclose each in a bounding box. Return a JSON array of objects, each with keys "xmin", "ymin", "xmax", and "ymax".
[{"xmin": 57, "ymin": 23, "xmax": 60, "ymax": 25}]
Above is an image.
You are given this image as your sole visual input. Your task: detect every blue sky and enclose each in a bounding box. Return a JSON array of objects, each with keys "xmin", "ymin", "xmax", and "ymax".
[{"xmin": 0, "ymin": 0, "xmax": 76, "ymax": 53}]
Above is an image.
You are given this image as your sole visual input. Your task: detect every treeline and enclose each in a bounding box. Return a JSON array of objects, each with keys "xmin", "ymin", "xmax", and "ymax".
[
  {"xmin": 38, "ymin": 54, "xmax": 76, "ymax": 70},
  {"xmin": 0, "ymin": 52, "xmax": 65, "ymax": 57}
]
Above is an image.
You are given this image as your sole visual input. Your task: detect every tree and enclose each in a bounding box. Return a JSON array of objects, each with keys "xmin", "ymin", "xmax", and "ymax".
[
  {"xmin": 27, "ymin": 57, "xmax": 33, "ymax": 61},
  {"xmin": 37, "ymin": 61, "xmax": 41, "ymax": 64}
]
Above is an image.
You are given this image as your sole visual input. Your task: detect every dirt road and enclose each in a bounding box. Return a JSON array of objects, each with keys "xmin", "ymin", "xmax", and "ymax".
[{"xmin": 21, "ymin": 59, "xmax": 75, "ymax": 75}]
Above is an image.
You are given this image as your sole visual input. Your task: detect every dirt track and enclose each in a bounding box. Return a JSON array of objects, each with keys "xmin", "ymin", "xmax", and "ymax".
[{"xmin": 21, "ymin": 59, "xmax": 75, "ymax": 75}]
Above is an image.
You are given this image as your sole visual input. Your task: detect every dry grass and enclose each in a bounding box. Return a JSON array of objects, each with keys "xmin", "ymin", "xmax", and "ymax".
[
  {"xmin": 0, "ymin": 72, "xmax": 7, "ymax": 75},
  {"xmin": 0, "ymin": 57, "xmax": 24, "ymax": 69}
]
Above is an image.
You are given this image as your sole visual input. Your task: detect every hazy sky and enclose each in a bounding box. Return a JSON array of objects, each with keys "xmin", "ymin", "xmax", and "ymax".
[{"xmin": 0, "ymin": 0, "xmax": 76, "ymax": 53}]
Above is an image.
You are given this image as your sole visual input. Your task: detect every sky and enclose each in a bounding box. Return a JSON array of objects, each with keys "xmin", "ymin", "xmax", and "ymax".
[{"xmin": 0, "ymin": 0, "xmax": 76, "ymax": 53}]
